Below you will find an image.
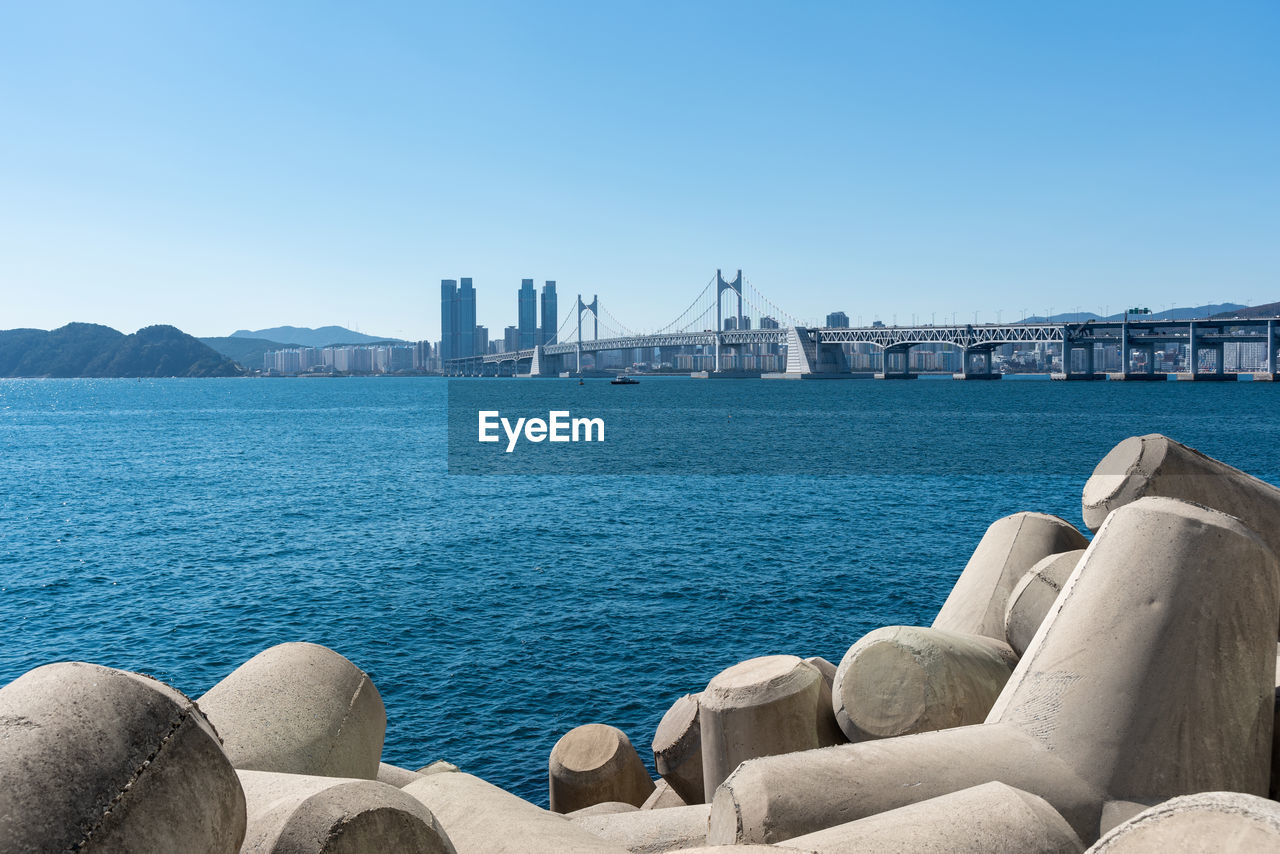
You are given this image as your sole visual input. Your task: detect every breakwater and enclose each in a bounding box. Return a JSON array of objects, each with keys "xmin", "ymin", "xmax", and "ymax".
[
  {"xmin": 3, "ymin": 433, "xmax": 1280, "ymax": 851},
  {"xmin": 3, "ymin": 377, "xmax": 1280, "ymax": 805}
]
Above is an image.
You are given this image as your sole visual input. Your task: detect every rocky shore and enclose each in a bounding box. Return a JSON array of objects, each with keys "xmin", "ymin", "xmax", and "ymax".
[{"xmin": 3, "ymin": 433, "xmax": 1280, "ymax": 852}]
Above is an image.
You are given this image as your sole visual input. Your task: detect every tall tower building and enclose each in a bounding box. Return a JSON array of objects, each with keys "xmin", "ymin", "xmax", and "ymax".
[
  {"xmin": 440, "ymin": 279, "xmax": 458, "ymax": 362},
  {"xmin": 518, "ymin": 279, "xmax": 538, "ymax": 349},
  {"xmin": 540, "ymin": 280, "xmax": 558, "ymax": 346},
  {"xmin": 826, "ymin": 311, "xmax": 850, "ymax": 328},
  {"xmin": 459, "ymin": 278, "xmax": 477, "ymax": 357}
]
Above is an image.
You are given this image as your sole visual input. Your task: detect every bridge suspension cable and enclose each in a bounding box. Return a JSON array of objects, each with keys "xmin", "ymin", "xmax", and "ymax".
[
  {"xmin": 648, "ymin": 274, "xmax": 718, "ymax": 334},
  {"xmin": 743, "ymin": 276, "xmax": 804, "ymax": 327},
  {"xmin": 554, "ymin": 303, "xmax": 578, "ymax": 341},
  {"xmin": 597, "ymin": 301, "xmax": 640, "ymax": 339}
]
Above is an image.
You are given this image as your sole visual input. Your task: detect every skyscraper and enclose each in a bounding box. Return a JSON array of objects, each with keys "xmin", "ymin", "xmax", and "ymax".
[
  {"xmin": 440, "ymin": 279, "xmax": 458, "ymax": 362},
  {"xmin": 540, "ymin": 281, "xmax": 558, "ymax": 346},
  {"xmin": 441, "ymin": 277, "xmax": 478, "ymax": 361},
  {"xmin": 826, "ymin": 311, "xmax": 850, "ymax": 328},
  {"xmin": 518, "ymin": 279, "xmax": 537, "ymax": 349},
  {"xmin": 459, "ymin": 278, "xmax": 477, "ymax": 357}
]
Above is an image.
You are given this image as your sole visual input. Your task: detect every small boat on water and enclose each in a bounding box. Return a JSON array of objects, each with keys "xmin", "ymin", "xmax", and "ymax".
[{"xmin": 610, "ymin": 375, "xmax": 640, "ymax": 385}]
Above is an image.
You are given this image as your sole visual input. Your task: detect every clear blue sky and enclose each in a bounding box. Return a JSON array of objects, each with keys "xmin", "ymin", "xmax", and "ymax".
[{"xmin": 1, "ymin": 1, "xmax": 1276, "ymax": 340}]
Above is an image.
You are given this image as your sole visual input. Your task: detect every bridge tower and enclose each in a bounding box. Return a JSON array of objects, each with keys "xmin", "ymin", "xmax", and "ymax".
[
  {"xmin": 715, "ymin": 270, "xmax": 744, "ymax": 371},
  {"xmin": 576, "ymin": 294, "xmax": 599, "ymax": 373}
]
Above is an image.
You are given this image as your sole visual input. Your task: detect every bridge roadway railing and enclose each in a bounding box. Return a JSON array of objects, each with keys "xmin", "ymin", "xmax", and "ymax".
[{"xmin": 444, "ymin": 318, "xmax": 1280, "ymax": 372}]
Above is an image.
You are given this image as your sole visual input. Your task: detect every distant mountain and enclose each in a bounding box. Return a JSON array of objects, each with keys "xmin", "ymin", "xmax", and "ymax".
[
  {"xmin": 1018, "ymin": 303, "xmax": 1248, "ymax": 323},
  {"xmin": 229, "ymin": 326, "xmax": 403, "ymax": 347},
  {"xmin": 1212, "ymin": 301, "xmax": 1280, "ymax": 320},
  {"xmin": 0, "ymin": 324, "xmax": 244, "ymax": 378},
  {"xmin": 201, "ymin": 336, "xmax": 296, "ymax": 370}
]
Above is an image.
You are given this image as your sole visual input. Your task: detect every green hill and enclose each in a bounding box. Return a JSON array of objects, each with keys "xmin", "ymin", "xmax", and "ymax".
[{"xmin": 0, "ymin": 323, "xmax": 244, "ymax": 377}]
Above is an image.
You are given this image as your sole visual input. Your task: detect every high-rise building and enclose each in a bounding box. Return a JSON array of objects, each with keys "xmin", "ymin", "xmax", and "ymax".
[
  {"xmin": 441, "ymin": 277, "xmax": 479, "ymax": 361},
  {"xmin": 440, "ymin": 279, "xmax": 458, "ymax": 362},
  {"xmin": 540, "ymin": 281, "xmax": 558, "ymax": 346},
  {"xmin": 503, "ymin": 326, "xmax": 518, "ymax": 353},
  {"xmin": 518, "ymin": 279, "xmax": 537, "ymax": 349},
  {"xmin": 458, "ymin": 278, "xmax": 477, "ymax": 357},
  {"xmin": 826, "ymin": 311, "xmax": 850, "ymax": 328},
  {"xmin": 473, "ymin": 325, "xmax": 488, "ymax": 356},
  {"xmin": 759, "ymin": 316, "xmax": 780, "ymax": 329}
]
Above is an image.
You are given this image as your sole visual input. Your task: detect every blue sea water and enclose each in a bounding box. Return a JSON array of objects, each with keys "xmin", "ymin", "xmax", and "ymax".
[{"xmin": 2, "ymin": 376, "xmax": 1279, "ymax": 803}]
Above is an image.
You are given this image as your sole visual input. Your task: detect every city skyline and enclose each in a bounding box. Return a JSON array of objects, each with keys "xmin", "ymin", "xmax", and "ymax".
[{"xmin": 1, "ymin": 3, "xmax": 1276, "ymax": 340}]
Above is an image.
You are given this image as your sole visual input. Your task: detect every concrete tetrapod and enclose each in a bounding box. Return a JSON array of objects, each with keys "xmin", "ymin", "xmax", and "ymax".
[
  {"xmin": 651, "ymin": 693, "xmax": 705, "ymax": 804},
  {"xmin": 572, "ymin": 804, "xmax": 712, "ymax": 853},
  {"xmin": 238, "ymin": 770, "xmax": 456, "ymax": 854},
  {"xmin": 776, "ymin": 781, "xmax": 1084, "ymax": 853},
  {"xmin": 549, "ymin": 723, "xmax": 655, "ymax": 812},
  {"xmin": 933, "ymin": 512, "xmax": 1089, "ymax": 641},
  {"xmin": 1274, "ymin": 643, "xmax": 1280, "ymax": 800},
  {"xmin": 1086, "ymin": 791, "xmax": 1280, "ymax": 852},
  {"xmin": 199, "ymin": 642, "xmax": 385, "ymax": 779},
  {"xmin": 1004, "ymin": 550, "xmax": 1086, "ymax": 657},
  {"xmin": 707, "ymin": 498, "xmax": 1280, "ymax": 846},
  {"xmin": 377, "ymin": 762, "xmax": 425, "ymax": 788},
  {"xmin": 831, "ymin": 626, "xmax": 1018, "ymax": 741},
  {"xmin": 641, "ymin": 778, "xmax": 688, "ymax": 810},
  {"xmin": 1082, "ymin": 434, "xmax": 1280, "ymax": 562},
  {"xmin": 700, "ymin": 655, "xmax": 843, "ymax": 802},
  {"xmin": 402, "ymin": 771, "xmax": 630, "ymax": 854},
  {"xmin": 566, "ymin": 801, "xmax": 640, "ymax": 817},
  {"xmin": 0, "ymin": 662, "xmax": 246, "ymax": 853}
]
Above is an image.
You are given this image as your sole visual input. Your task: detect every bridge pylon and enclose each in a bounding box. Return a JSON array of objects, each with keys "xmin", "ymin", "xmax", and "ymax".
[
  {"xmin": 576, "ymin": 294, "xmax": 599, "ymax": 372},
  {"xmin": 714, "ymin": 270, "xmax": 744, "ymax": 371}
]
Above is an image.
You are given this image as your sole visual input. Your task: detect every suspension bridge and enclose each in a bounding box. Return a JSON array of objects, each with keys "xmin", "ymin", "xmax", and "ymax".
[{"xmin": 443, "ymin": 270, "xmax": 1280, "ymax": 381}]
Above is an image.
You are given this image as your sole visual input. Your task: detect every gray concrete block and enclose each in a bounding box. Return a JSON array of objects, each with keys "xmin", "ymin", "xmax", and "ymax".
[
  {"xmin": 572, "ymin": 803, "xmax": 711, "ymax": 854},
  {"xmin": 803, "ymin": 657, "xmax": 837, "ymax": 687},
  {"xmin": 652, "ymin": 693, "xmax": 704, "ymax": 804},
  {"xmin": 199, "ymin": 642, "xmax": 385, "ymax": 779},
  {"xmin": 700, "ymin": 656, "xmax": 842, "ymax": 802},
  {"xmin": 1087, "ymin": 792, "xmax": 1280, "ymax": 852},
  {"xmin": 1082, "ymin": 434, "xmax": 1280, "ymax": 559},
  {"xmin": 566, "ymin": 801, "xmax": 640, "ymax": 817},
  {"xmin": 1274, "ymin": 643, "xmax": 1280, "ymax": 800},
  {"xmin": 678, "ymin": 847, "xmax": 790, "ymax": 853},
  {"xmin": 0, "ymin": 661, "xmax": 246, "ymax": 853},
  {"xmin": 777, "ymin": 781, "xmax": 1083, "ymax": 853},
  {"xmin": 933, "ymin": 512, "xmax": 1089, "ymax": 641},
  {"xmin": 831, "ymin": 626, "xmax": 1018, "ymax": 741},
  {"xmin": 1004, "ymin": 550, "xmax": 1086, "ymax": 657},
  {"xmin": 402, "ymin": 771, "xmax": 631, "ymax": 853},
  {"xmin": 549, "ymin": 723, "xmax": 655, "ymax": 813},
  {"xmin": 238, "ymin": 769, "xmax": 455, "ymax": 854},
  {"xmin": 416, "ymin": 760, "xmax": 460, "ymax": 776},
  {"xmin": 708, "ymin": 498, "xmax": 1279, "ymax": 846},
  {"xmin": 377, "ymin": 762, "xmax": 425, "ymax": 788},
  {"xmin": 640, "ymin": 778, "xmax": 688, "ymax": 810}
]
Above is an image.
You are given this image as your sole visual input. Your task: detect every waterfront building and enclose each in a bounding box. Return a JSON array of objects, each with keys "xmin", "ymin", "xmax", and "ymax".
[
  {"xmin": 441, "ymin": 277, "xmax": 478, "ymax": 361},
  {"xmin": 413, "ymin": 341, "xmax": 433, "ymax": 371},
  {"xmin": 827, "ymin": 311, "xmax": 850, "ymax": 328},
  {"xmin": 518, "ymin": 279, "xmax": 538, "ymax": 349},
  {"xmin": 474, "ymin": 325, "xmax": 489, "ymax": 357},
  {"xmin": 440, "ymin": 279, "xmax": 458, "ymax": 362},
  {"xmin": 458, "ymin": 278, "xmax": 477, "ymax": 357},
  {"xmin": 540, "ymin": 281, "xmax": 558, "ymax": 345},
  {"xmin": 502, "ymin": 326, "xmax": 518, "ymax": 353}
]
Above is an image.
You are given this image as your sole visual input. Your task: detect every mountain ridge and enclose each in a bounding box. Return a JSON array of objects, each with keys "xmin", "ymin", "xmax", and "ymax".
[
  {"xmin": 229, "ymin": 325, "xmax": 404, "ymax": 347},
  {"xmin": 0, "ymin": 324, "xmax": 243, "ymax": 377}
]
